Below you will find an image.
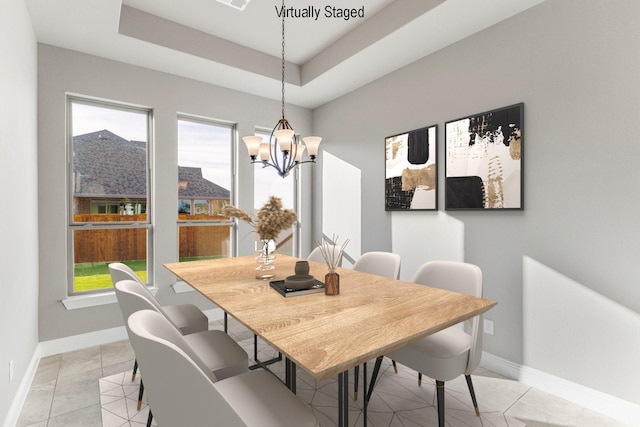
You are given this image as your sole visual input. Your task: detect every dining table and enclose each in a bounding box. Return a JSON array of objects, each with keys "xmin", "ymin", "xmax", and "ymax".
[{"xmin": 164, "ymin": 254, "xmax": 497, "ymax": 427}]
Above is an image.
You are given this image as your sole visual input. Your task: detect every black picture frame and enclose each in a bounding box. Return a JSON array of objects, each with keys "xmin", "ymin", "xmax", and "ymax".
[
  {"xmin": 385, "ymin": 124, "xmax": 438, "ymax": 211},
  {"xmin": 445, "ymin": 103, "xmax": 524, "ymax": 210}
]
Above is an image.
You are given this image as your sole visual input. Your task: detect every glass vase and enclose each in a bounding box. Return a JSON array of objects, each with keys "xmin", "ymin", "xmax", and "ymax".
[{"xmin": 255, "ymin": 239, "xmax": 276, "ymax": 280}]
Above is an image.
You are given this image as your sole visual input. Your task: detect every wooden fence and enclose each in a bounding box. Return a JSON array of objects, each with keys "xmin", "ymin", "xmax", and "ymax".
[
  {"xmin": 73, "ymin": 214, "xmax": 231, "ymax": 263},
  {"xmin": 178, "ymin": 226, "xmax": 230, "ymax": 259}
]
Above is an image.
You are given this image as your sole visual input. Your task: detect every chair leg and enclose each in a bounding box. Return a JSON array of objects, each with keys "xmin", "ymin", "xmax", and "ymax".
[
  {"xmin": 465, "ymin": 374, "xmax": 480, "ymax": 416},
  {"xmin": 137, "ymin": 379, "xmax": 144, "ymax": 410},
  {"xmin": 392, "ymin": 359, "xmax": 397, "ymax": 373},
  {"xmin": 436, "ymin": 380, "xmax": 445, "ymax": 427},
  {"xmin": 146, "ymin": 409, "xmax": 153, "ymax": 427},
  {"xmin": 353, "ymin": 365, "xmax": 359, "ymax": 400},
  {"xmin": 132, "ymin": 359, "xmax": 138, "ymax": 381},
  {"xmin": 418, "ymin": 372, "xmax": 422, "ymax": 386}
]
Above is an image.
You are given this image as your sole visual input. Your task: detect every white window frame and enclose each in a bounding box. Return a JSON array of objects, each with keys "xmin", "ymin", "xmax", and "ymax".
[
  {"xmin": 176, "ymin": 114, "xmax": 237, "ymax": 262},
  {"xmin": 66, "ymin": 95, "xmax": 153, "ymax": 296}
]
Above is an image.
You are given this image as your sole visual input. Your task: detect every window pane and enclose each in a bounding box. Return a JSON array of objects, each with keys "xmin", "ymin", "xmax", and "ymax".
[
  {"xmin": 253, "ymin": 130, "xmax": 295, "ymax": 255},
  {"xmin": 68, "ymin": 98, "xmax": 151, "ymax": 294},
  {"xmin": 73, "ymin": 227, "xmax": 147, "ymax": 292},
  {"xmin": 177, "ymin": 117, "xmax": 233, "ymax": 263},
  {"xmin": 177, "ymin": 118, "xmax": 232, "ymax": 221},
  {"xmin": 71, "ymin": 101, "xmax": 149, "ymax": 223},
  {"xmin": 178, "ymin": 225, "xmax": 231, "ymax": 261}
]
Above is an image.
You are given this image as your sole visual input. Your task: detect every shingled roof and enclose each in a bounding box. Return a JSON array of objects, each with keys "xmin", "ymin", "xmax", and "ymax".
[
  {"xmin": 73, "ymin": 129, "xmax": 229, "ymax": 199},
  {"xmin": 178, "ymin": 166, "xmax": 229, "ymax": 199}
]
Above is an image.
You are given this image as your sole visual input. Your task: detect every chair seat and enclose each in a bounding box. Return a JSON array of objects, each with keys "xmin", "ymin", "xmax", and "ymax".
[
  {"xmin": 388, "ymin": 327, "xmax": 471, "ymax": 382},
  {"xmin": 163, "ymin": 304, "xmax": 208, "ymax": 335},
  {"xmin": 215, "ymin": 370, "xmax": 319, "ymax": 427},
  {"xmin": 183, "ymin": 330, "xmax": 249, "ymax": 380}
]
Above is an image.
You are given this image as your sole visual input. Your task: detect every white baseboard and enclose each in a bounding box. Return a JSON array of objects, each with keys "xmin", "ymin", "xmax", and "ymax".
[
  {"xmin": 3, "ymin": 308, "xmax": 224, "ymax": 426},
  {"xmin": 481, "ymin": 351, "xmax": 639, "ymax": 426},
  {"xmin": 39, "ymin": 326, "xmax": 129, "ymax": 357},
  {"xmin": 2, "ymin": 346, "xmax": 41, "ymax": 427},
  {"xmin": 39, "ymin": 308, "xmax": 224, "ymax": 357},
  {"xmin": 14, "ymin": 327, "xmax": 636, "ymax": 427}
]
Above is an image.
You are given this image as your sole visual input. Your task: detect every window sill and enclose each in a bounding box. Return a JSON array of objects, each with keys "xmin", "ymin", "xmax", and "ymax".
[
  {"xmin": 172, "ymin": 281, "xmax": 195, "ymax": 293},
  {"xmin": 61, "ymin": 287, "xmax": 159, "ymax": 310}
]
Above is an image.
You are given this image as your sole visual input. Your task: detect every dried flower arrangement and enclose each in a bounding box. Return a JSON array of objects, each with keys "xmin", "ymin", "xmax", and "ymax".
[
  {"xmin": 316, "ymin": 235, "xmax": 350, "ymax": 273},
  {"xmin": 221, "ymin": 196, "xmax": 297, "ymax": 241}
]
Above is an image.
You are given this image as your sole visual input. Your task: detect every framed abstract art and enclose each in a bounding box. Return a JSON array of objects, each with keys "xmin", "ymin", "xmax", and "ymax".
[
  {"xmin": 385, "ymin": 124, "xmax": 437, "ymax": 211},
  {"xmin": 445, "ymin": 103, "xmax": 524, "ymax": 210}
]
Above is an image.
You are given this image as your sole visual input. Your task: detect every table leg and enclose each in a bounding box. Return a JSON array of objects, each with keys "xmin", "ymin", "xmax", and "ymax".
[
  {"xmin": 285, "ymin": 358, "xmax": 297, "ymax": 393},
  {"xmin": 338, "ymin": 370, "xmax": 349, "ymax": 427},
  {"xmin": 226, "ymin": 314, "xmax": 282, "ymax": 370},
  {"xmin": 250, "ymin": 334, "xmax": 283, "ymax": 370},
  {"xmin": 363, "ymin": 362, "xmax": 368, "ymax": 427}
]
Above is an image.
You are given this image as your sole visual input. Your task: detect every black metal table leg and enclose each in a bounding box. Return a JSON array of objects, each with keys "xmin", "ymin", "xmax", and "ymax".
[
  {"xmin": 249, "ymin": 334, "xmax": 283, "ymax": 371},
  {"xmin": 338, "ymin": 370, "xmax": 349, "ymax": 427},
  {"xmin": 285, "ymin": 358, "xmax": 297, "ymax": 393},
  {"xmin": 363, "ymin": 362, "xmax": 368, "ymax": 427}
]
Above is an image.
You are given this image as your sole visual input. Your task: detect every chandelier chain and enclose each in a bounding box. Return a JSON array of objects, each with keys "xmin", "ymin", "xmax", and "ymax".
[
  {"xmin": 281, "ymin": 0, "xmax": 286, "ymax": 120},
  {"xmin": 241, "ymin": 0, "xmax": 319, "ymax": 178}
]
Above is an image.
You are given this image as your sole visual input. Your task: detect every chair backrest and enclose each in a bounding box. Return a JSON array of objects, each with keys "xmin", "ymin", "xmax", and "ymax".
[
  {"xmin": 109, "ymin": 262, "xmax": 162, "ymax": 311},
  {"xmin": 412, "ymin": 260, "xmax": 483, "ymax": 374},
  {"xmin": 353, "ymin": 251, "xmax": 401, "ymax": 279},
  {"xmin": 307, "ymin": 245, "xmax": 343, "ymax": 267},
  {"xmin": 127, "ymin": 309, "xmax": 246, "ymax": 426},
  {"xmin": 113, "ymin": 279, "xmax": 175, "ymax": 331},
  {"xmin": 109, "ymin": 262, "xmax": 144, "ymax": 285}
]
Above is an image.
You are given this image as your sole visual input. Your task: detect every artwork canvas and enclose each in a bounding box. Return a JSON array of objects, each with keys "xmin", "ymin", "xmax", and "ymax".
[
  {"xmin": 445, "ymin": 103, "xmax": 523, "ymax": 210},
  {"xmin": 385, "ymin": 125, "xmax": 437, "ymax": 211}
]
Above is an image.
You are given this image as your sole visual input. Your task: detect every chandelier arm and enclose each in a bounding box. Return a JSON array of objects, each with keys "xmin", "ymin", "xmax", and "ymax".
[
  {"xmin": 241, "ymin": 0, "xmax": 320, "ymax": 178},
  {"xmin": 269, "ymin": 134, "xmax": 283, "ymax": 174}
]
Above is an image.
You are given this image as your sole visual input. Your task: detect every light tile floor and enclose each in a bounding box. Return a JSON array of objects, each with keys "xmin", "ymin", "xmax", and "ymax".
[{"xmin": 17, "ymin": 318, "xmax": 630, "ymax": 427}]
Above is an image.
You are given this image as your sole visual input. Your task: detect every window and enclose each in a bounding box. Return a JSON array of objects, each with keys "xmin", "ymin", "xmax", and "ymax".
[
  {"xmin": 177, "ymin": 116, "xmax": 234, "ymax": 261},
  {"xmin": 68, "ymin": 97, "xmax": 152, "ymax": 294},
  {"xmin": 253, "ymin": 129, "xmax": 297, "ymax": 256}
]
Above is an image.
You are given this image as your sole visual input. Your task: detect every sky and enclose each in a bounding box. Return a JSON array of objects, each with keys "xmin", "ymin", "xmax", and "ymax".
[
  {"xmin": 72, "ymin": 102, "xmax": 232, "ymax": 191},
  {"xmin": 72, "ymin": 101, "xmax": 295, "ymax": 209}
]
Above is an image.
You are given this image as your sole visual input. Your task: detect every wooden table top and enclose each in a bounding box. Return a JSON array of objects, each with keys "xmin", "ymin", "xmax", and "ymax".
[{"xmin": 165, "ymin": 255, "xmax": 497, "ymax": 381}]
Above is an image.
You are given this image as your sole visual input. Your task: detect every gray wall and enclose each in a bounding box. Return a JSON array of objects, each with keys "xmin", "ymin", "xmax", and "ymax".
[
  {"xmin": 36, "ymin": 45, "xmax": 313, "ymax": 342},
  {"xmin": 312, "ymin": 0, "xmax": 640, "ymax": 404},
  {"xmin": 0, "ymin": 0, "xmax": 39, "ymax": 423}
]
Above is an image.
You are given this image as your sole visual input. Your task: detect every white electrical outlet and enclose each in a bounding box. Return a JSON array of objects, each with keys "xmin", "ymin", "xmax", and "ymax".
[
  {"xmin": 484, "ymin": 319, "xmax": 494, "ymax": 335},
  {"xmin": 9, "ymin": 360, "xmax": 14, "ymax": 383}
]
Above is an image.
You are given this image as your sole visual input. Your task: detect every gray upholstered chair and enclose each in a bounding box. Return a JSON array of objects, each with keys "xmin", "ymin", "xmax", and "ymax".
[
  {"xmin": 307, "ymin": 245, "xmax": 343, "ymax": 267},
  {"xmin": 352, "ymin": 251, "xmax": 401, "ymax": 398},
  {"xmin": 127, "ymin": 309, "xmax": 319, "ymax": 427},
  {"xmin": 386, "ymin": 260, "xmax": 484, "ymax": 427},
  {"xmin": 114, "ymin": 279, "xmax": 248, "ymax": 414},
  {"xmin": 109, "ymin": 262, "xmax": 208, "ymax": 335},
  {"xmin": 109, "ymin": 261, "xmax": 211, "ymax": 412},
  {"xmin": 353, "ymin": 251, "xmax": 401, "ymax": 279}
]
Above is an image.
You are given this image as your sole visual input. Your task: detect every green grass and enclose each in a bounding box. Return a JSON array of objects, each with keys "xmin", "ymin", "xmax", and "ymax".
[
  {"xmin": 74, "ymin": 261, "xmax": 147, "ymax": 292},
  {"xmin": 73, "ymin": 257, "xmax": 220, "ymax": 292}
]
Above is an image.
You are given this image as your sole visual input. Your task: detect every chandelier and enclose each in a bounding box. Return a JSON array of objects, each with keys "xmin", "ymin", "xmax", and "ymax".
[{"xmin": 242, "ymin": 0, "xmax": 321, "ymax": 178}]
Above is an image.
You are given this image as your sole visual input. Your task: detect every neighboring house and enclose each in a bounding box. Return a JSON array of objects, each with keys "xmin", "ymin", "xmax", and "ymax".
[
  {"xmin": 73, "ymin": 129, "xmax": 230, "ymax": 217},
  {"xmin": 178, "ymin": 166, "xmax": 230, "ymax": 216}
]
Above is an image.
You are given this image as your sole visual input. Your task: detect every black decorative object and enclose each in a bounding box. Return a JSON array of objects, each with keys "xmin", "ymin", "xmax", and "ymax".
[
  {"xmin": 445, "ymin": 103, "xmax": 524, "ymax": 210},
  {"xmin": 385, "ymin": 125, "xmax": 438, "ymax": 211}
]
